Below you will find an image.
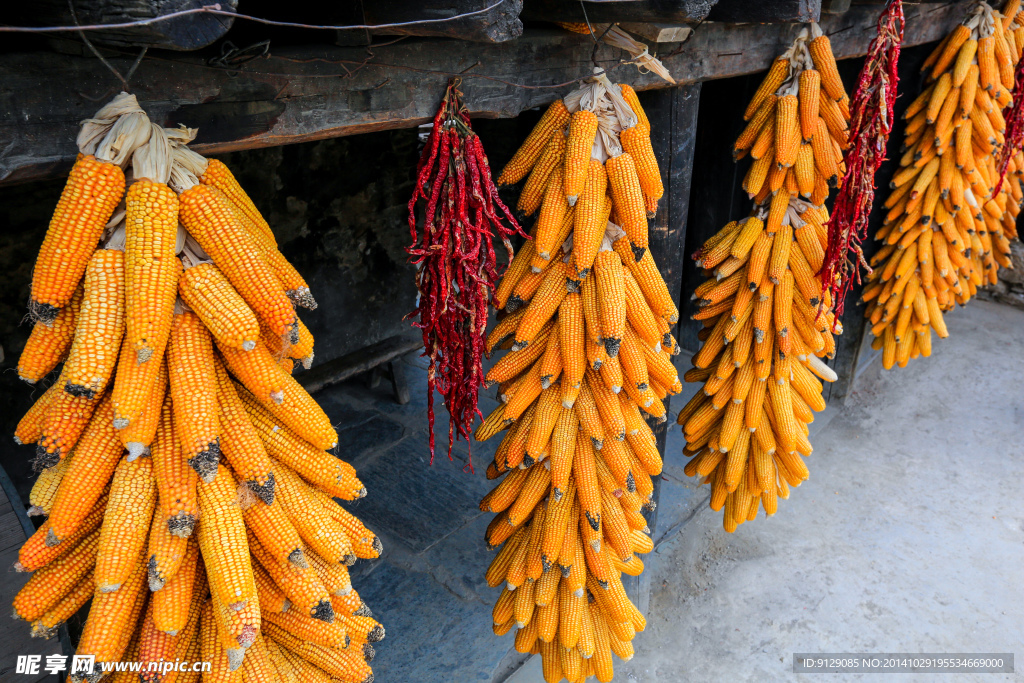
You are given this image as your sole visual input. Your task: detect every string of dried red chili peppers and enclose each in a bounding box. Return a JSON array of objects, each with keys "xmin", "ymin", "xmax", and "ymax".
[
  {"xmin": 407, "ymin": 79, "xmax": 524, "ymax": 469},
  {"xmin": 994, "ymin": 49, "xmax": 1024, "ymax": 195},
  {"xmin": 821, "ymin": 0, "xmax": 904, "ymax": 319}
]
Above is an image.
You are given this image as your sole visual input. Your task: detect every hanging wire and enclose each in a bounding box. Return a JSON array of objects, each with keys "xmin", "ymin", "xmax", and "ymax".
[
  {"xmin": 0, "ymin": 0, "xmax": 511, "ymax": 34},
  {"xmin": 68, "ymin": 0, "xmax": 130, "ymax": 91}
]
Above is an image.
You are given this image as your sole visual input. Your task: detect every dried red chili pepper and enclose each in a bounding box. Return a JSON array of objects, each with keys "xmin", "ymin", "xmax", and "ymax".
[
  {"xmin": 995, "ymin": 52, "xmax": 1024, "ymax": 195},
  {"xmin": 821, "ymin": 0, "xmax": 904, "ymax": 321},
  {"xmin": 407, "ymin": 79, "xmax": 525, "ymax": 470}
]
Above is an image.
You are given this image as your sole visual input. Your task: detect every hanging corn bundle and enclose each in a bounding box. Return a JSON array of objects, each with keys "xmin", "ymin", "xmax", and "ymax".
[
  {"xmin": 681, "ymin": 25, "xmax": 849, "ymax": 531},
  {"xmin": 477, "ymin": 74, "xmax": 681, "ymax": 683},
  {"xmin": 680, "ymin": 202, "xmax": 842, "ymax": 532},
  {"xmin": 822, "ymin": 0, "xmax": 905, "ymax": 316},
  {"xmin": 732, "ymin": 24, "xmax": 851, "ymax": 205},
  {"xmin": 862, "ymin": 1, "xmax": 1022, "ymax": 369},
  {"xmin": 12, "ymin": 94, "xmax": 382, "ymax": 682},
  {"xmin": 407, "ymin": 79, "xmax": 524, "ymax": 468},
  {"xmin": 995, "ymin": 0, "xmax": 1024, "ymax": 190}
]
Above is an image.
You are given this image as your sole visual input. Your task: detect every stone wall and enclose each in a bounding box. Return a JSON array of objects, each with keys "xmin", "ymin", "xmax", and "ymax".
[{"xmin": 979, "ymin": 239, "xmax": 1024, "ymax": 310}]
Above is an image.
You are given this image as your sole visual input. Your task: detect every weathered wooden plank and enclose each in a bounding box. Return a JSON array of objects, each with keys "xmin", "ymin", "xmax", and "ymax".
[
  {"xmin": 647, "ymin": 80, "xmax": 702, "ymax": 497},
  {"xmin": 299, "ymin": 334, "xmax": 423, "ymax": 395},
  {"xmin": 619, "ymin": 22, "xmax": 693, "ymax": 42},
  {"xmin": 0, "ymin": 2, "xmax": 968, "ymax": 186},
  {"xmin": 522, "ymin": 0, "xmax": 715, "ymax": 23},
  {"xmin": 13, "ymin": 0, "xmax": 238, "ymax": 51},
  {"xmin": 706, "ymin": 0, "xmax": 820, "ymax": 23},
  {"xmin": 336, "ymin": 0, "xmax": 524, "ymax": 44},
  {"xmin": 620, "ymin": 82, "xmax": 701, "ymax": 619}
]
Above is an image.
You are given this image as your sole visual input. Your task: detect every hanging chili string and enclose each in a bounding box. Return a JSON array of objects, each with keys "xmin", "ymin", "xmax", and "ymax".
[
  {"xmin": 407, "ymin": 79, "xmax": 524, "ymax": 470},
  {"xmin": 994, "ymin": 49, "xmax": 1024, "ymax": 195},
  {"xmin": 820, "ymin": 0, "xmax": 904, "ymax": 320}
]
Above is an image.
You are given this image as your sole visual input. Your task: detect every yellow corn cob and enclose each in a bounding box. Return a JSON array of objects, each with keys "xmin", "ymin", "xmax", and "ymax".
[
  {"xmin": 199, "ymin": 599, "xmax": 239, "ymax": 678},
  {"xmin": 811, "ymin": 117, "xmax": 840, "ymax": 186},
  {"xmin": 324, "ymin": 502, "xmax": 382, "ymax": 560},
  {"xmin": 620, "ymin": 124, "xmax": 663, "ymax": 200},
  {"xmin": 508, "ymin": 463, "xmax": 553, "ymax": 527},
  {"xmin": 61, "ymin": 248, "xmax": 125, "ymax": 400},
  {"xmin": 17, "ymin": 492, "xmax": 104, "ymax": 573},
  {"xmin": 13, "ymin": 530, "xmax": 99, "ymax": 621},
  {"xmin": 151, "ymin": 539, "xmax": 200, "ymax": 634},
  {"xmin": 735, "ymin": 94, "xmax": 777, "ymax": 160},
  {"xmin": 249, "ymin": 353, "xmax": 338, "ymax": 449},
  {"xmin": 268, "ymin": 622, "xmax": 375, "ymax": 681},
  {"xmin": 75, "ymin": 561, "xmax": 148, "ymax": 667},
  {"xmin": 613, "ymin": 236, "xmax": 677, "ymax": 322},
  {"xmin": 200, "ymin": 159, "xmax": 276, "ymax": 247},
  {"xmin": 150, "ymin": 396, "xmax": 199, "ymax": 540},
  {"xmin": 595, "ymin": 251, "xmax": 626, "ymax": 357},
  {"xmin": 564, "ymin": 111, "xmax": 600, "ymax": 203},
  {"xmin": 215, "ymin": 362, "xmax": 275, "ymax": 501},
  {"xmin": 117, "ymin": 356, "xmax": 168, "ymax": 458},
  {"xmin": 240, "ymin": 633, "xmax": 277, "ymax": 683},
  {"xmin": 137, "ymin": 596, "xmax": 179, "ymax": 682},
  {"xmin": 273, "ymin": 461, "xmax": 354, "ymax": 565},
  {"xmin": 606, "ymin": 153, "xmax": 649, "ymax": 252},
  {"xmin": 15, "ymin": 381, "xmax": 61, "ymax": 448},
  {"xmin": 536, "ymin": 167, "xmax": 569, "ymax": 263},
  {"xmin": 775, "ymin": 94, "xmax": 800, "ymax": 168},
  {"xmin": 27, "ymin": 446, "xmax": 71, "ymax": 516},
  {"xmin": 809, "ymin": 34, "xmax": 845, "ymax": 100},
  {"xmin": 515, "ymin": 263, "xmax": 570, "ymax": 348},
  {"xmin": 94, "ymin": 453, "xmax": 157, "ymax": 592},
  {"xmin": 178, "ymin": 262, "xmax": 260, "ymax": 350},
  {"xmin": 519, "ymin": 132, "xmax": 567, "ymax": 216},
  {"xmin": 978, "ymin": 35, "xmax": 998, "ymax": 92},
  {"xmin": 264, "ymin": 607, "xmax": 348, "ymax": 649},
  {"xmin": 525, "ymin": 386, "xmax": 562, "ymax": 462},
  {"xmin": 124, "ymin": 179, "xmax": 180, "ymax": 363},
  {"xmin": 219, "ymin": 188, "xmax": 315, "ymax": 310},
  {"xmin": 745, "ymin": 58, "xmax": 790, "ymax": 120},
  {"xmin": 619, "ymin": 84, "xmax": 650, "ymax": 132},
  {"xmin": 798, "ymin": 69, "xmax": 821, "ymax": 140},
  {"xmin": 30, "ymin": 155, "xmax": 125, "ymax": 323},
  {"xmin": 495, "ymin": 226, "xmax": 537, "ymax": 310},
  {"xmin": 239, "ymin": 389, "xmax": 363, "ymax": 499},
  {"xmin": 179, "ymin": 183, "xmax": 296, "ymax": 337},
  {"xmin": 45, "ymin": 395, "xmax": 122, "ymax": 543},
  {"xmin": 243, "ymin": 486, "xmax": 306, "ymax": 568},
  {"xmin": 498, "ymin": 100, "xmax": 571, "ymax": 185},
  {"xmin": 18, "ymin": 286, "xmax": 83, "ymax": 384},
  {"xmin": 168, "ymin": 311, "xmax": 221, "ymax": 482},
  {"xmin": 28, "ymin": 570, "xmax": 94, "ymax": 638},
  {"xmin": 197, "ymin": 463, "xmax": 257, "ymax": 611},
  {"xmin": 219, "ymin": 341, "xmax": 290, "ymax": 420},
  {"xmin": 571, "ymin": 160, "xmax": 610, "ymax": 277}
]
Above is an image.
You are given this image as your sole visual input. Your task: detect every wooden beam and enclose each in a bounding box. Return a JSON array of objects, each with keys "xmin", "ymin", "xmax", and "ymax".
[
  {"xmin": 618, "ymin": 22, "xmax": 693, "ymax": 43},
  {"xmin": 13, "ymin": 0, "xmax": 238, "ymax": 51},
  {"xmin": 335, "ymin": 0, "xmax": 524, "ymax": 44},
  {"xmin": 522, "ymin": 0, "xmax": 715, "ymax": 24},
  {"xmin": 623, "ymin": 82, "xmax": 702, "ymax": 619},
  {"xmin": 299, "ymin": 334, "xmax": 422, "ymax": 395},
  {"xmin": 0, "ymin": 1, "xmax": 969, "ymax": 185},
  {"xmin": 706, "ymin": 0, "xmax": 821, "ymax": 23}
]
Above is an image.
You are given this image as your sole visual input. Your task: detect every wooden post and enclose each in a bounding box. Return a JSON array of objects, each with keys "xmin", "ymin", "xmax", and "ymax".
[{"xmin": 623, "ymin": 82, "xmax": 702, "ymax": 615}]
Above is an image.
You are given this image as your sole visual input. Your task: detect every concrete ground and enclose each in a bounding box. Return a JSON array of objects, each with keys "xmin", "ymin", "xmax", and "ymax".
[{"xmin": 510, "ymin": 299, "xmax": 1024, "ymax": 683}]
